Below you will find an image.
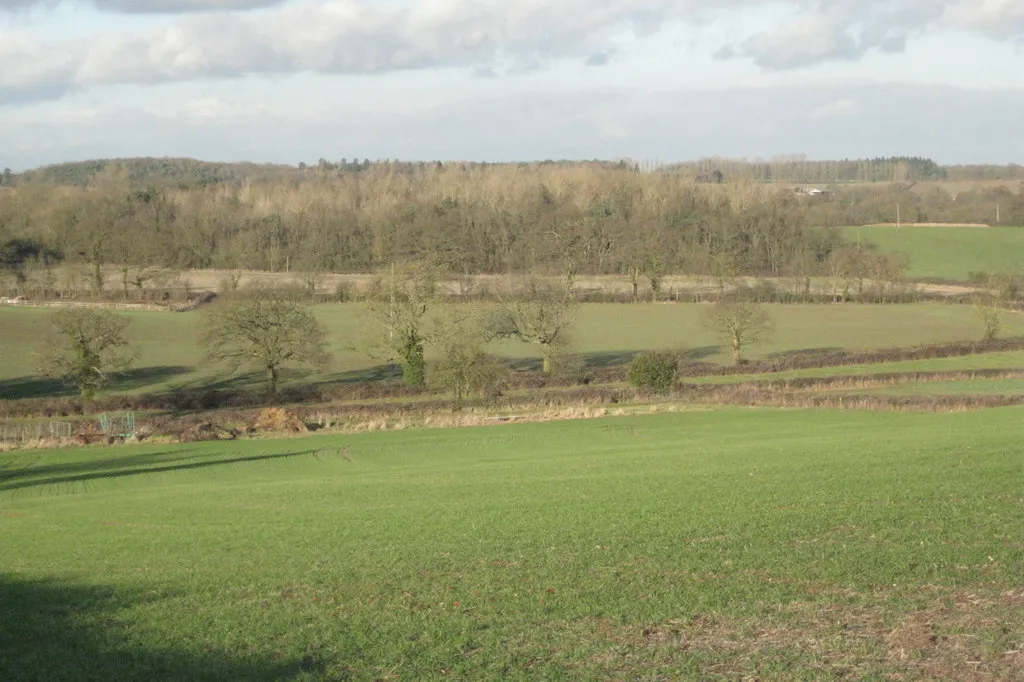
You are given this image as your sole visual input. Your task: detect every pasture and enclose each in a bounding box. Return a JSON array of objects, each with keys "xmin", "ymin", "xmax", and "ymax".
[
  {"xmin": 3, "ymin": 302, "xmax": 1023, "ymax": 399},
  {"xmin": 697, "ymin": 350, "xmax": 1024, "ymax": 384},
  {"xmin": 840, "ymin": 225, "xmax": 1024, "ymax": 281},
  {"xmin": 2, "ymin": 407, "xmax": 1022, "ymax": 680}
]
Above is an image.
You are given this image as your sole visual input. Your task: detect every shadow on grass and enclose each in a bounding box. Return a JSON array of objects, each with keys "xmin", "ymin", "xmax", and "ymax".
[
  {"xmin": 0, "ymin": 448, "xmax": 322, "ymax": 494},
  {"xmin": 678, "ymin": 346, "xmax": 722, "ymax": 363},
  {"xmin": 0, "ymin": 366, "xmax": 191, "ymax": 400},
  {"xmin": 764, "ymin": 347, "xmax": 844, "ymax": 360},
  {"xmin": 168, "ymin": 364, "xmax": 402, "ymax": 393},
  {"xmin": 0, "ymin": 575, "xmax": 324, "ymax": 682},
  {"xmin": 508, "ymin": 347, "xmax": 722, "ymax": 373}
]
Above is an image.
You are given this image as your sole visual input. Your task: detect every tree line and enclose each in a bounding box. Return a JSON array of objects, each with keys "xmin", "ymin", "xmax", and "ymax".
[
  {"xmin": 1, "ymin": 161, "xmax": 1022, "ymax": 299},
  {"xmin": 35, "ymin": 271, "xmax": 781, "ymax": 408}
]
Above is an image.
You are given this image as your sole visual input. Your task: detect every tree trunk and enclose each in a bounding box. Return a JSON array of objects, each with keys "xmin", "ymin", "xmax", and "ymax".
[
  {"xmin": 92, "ymin": 261, "xmax": 103, "ymax": 297},
  {"xmin": 267, "ymin": 366, "xmax": 279, "ymax": 397},
  {"xmin": 732, "ymin": 335, "xmax": 742, "ymax": 365},
  {"xmin": 542, "ymin": 347, "xmax": 552, "ymax": 375}
]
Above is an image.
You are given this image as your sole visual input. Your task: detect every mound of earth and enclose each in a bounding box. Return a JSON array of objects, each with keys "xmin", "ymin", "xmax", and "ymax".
[{"xmin": 250, "ymin": 408, "xmax": 308, "ymax": 433}]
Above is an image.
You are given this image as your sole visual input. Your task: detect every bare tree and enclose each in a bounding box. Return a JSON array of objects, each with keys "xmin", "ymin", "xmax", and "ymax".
[
  {"xmin": 37, "ymin": 308, "xmax": 135, "ymax": 401},
  {"xmin": 974, "ymin": 300, "xmax": 1002, "ymax": 342},
  {"xmin": 430, "ymin": 305, "xmax": 507, "ymax": 407},
  {"xmin": 199, "ymin": 294, "xmax": 331, "ymax": 396},
  {"xmin": 488, "ymin": 275, "xmax": 576, "ymax": 375},
  {"xmin": 973, "ymin": 272, "xmax": 1019, "ymax": 342},
  {"xmin": 701, "ymin": 300, "xmax": 773, "ymax": 365}
]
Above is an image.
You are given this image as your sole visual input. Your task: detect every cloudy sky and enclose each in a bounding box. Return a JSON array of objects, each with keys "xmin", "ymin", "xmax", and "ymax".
[{"xmin": 1, "ymin": 0, "xmax": 1022, "ymax": 170}]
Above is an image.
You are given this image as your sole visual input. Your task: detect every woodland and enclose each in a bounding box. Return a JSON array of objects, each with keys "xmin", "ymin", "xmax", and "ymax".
[{"xmin": 1, "ymin": 157, "xmax": 1022, "ymax": 300}]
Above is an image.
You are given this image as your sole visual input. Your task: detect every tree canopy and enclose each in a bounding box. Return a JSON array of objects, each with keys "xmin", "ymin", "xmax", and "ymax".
[
  {"xmin": 36, "ymin": 308, "xmax": 134, "ymax": 400},
  {"xmin": 199, "ymin": 296, "xmax": 331, "ymax": 396}
]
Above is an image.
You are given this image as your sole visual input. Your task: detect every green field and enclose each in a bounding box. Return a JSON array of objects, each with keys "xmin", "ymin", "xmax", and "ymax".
[
  {"xmin": 840, "ymin": 225, "xmax": 1024, "ymax": 281},
  {"xmin": 841, "ymin": 377, "xmax": 1024, "ymax": 397},
  {"xmin": 2, "ymin": 408, "xmax": 1023, "ymax": 680},
  {"xmin": 697, "ymin": 351, "xmax": 1024, "ymax": 385},
  {"xmin": 3, "ymin": 303, "xmax": 1022, "ymax": 399}
]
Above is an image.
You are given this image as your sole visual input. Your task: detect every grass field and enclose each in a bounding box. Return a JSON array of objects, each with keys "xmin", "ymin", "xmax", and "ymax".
[
  {"xmin": 840, "ymin": 225, "xmax": 1024, "ymax": 281},
  {"xmin": 697, "ymin": 351, "xmax": 1024, "ymax": 385},
  {"xmin": 3, "ymin": 303, "xmax": 1023, "ymax": 399},
  {"xmin": 840, "ymin": 377, "xmax": 1024, "ymax": 397},
  {"xmin": 2, "ymin": 407, "xmax": 1023, "ymax": 680}
]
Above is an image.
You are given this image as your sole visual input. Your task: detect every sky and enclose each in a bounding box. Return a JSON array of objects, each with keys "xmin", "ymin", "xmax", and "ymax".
[{"xmin": 1, "ymin": 0, "xmax": 1022, "ymax": 171}]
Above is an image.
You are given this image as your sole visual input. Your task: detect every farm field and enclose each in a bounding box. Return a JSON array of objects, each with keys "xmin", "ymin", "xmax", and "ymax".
[
  {"xmin": 3, "ymin": 303, "xmax": 1022, "ymax": 399},
  {"xmin": 696, "ymin": 350, "xmax": 1024, "ymax": 384},
  {"xmin": 2, "ymin": 408, "xmax": 1022, "ymax": 680},
  {"xmin": 835, "ymin": 377, "xmax": 1024, "ymax": 397},
  {"xmin": 839, "ymin": 225, "xmax": 1024, "ymax": 281}
]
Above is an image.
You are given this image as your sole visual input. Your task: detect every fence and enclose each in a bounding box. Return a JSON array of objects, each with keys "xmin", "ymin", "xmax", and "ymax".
[{"xmin": 0, "ymin": 421, "xmax": 74, "ymax": 445}]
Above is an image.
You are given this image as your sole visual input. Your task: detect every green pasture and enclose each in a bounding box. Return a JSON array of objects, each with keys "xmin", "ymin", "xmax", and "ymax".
[
  {"xmin": 2, "ymin": 408, "xmax": 1022, "ymax": 680},
  {"xmin": 840, "ymin": 377, "xmax": 1024, "ymax": 397},
  {"xmin": 840, "ymin": 225, "xmax": 1024, "ymax": 281},
  {"xmin": 696, "ymin": 350, "xmax": 1024, "ymax": 385},
  {"xmin": 3, "ymin": 302, "xmax": 1022, "ymax": 399}
]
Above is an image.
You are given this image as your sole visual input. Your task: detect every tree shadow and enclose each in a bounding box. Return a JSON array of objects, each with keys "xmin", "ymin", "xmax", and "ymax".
[
  {"xmin": 764, "ymin": 347, "xmax": 844, "ymax": 360},
  {"xmin": 169, "ymin": 364, "xmax": 402, "ymax": 394},
  {"xmin": 0, "ymin": 447, "xmax": 322, "ymax": 493},
  {"xmin": 581, "ymin": 351, "xmax": 639, "ymax": 370},
  {"xmin": 0, "ymin": 575, "xmax": 325, "ymax": 681},
  {"xmin": 678, "ymin": 346, "xmax": 722, "ymax": 363},
  {"xmin": 0, "ymin": 366, "xmax": 191, "ymax": 400},
  {"xmin": 330, "ymin": 364, "xmax": 403, "ymax": 384},
  {"xmin": 504, "ymin": 346, "xmax": 723, "ymax": 373}
]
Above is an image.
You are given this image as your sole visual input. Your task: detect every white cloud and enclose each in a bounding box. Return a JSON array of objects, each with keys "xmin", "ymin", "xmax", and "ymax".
[
  {"xmin": 2, "ymin": 0, "xmax": 712, "ymax": 104},
  {"xmin": 1, "ymin": 0, "xmax": 1022, "ymax": 106},
  {"xmin": 0, "ymin": 0, "xmax": 285, "ymax": 12},
  {"xmin": 942, "ymin": 0, "xmax": 1024, "ymax": 42},
  {"xmin": 716, "ymin": 0, "xmax": 947, "ymax": 69}
]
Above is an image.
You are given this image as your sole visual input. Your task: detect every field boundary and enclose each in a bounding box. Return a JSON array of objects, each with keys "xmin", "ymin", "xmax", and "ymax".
[
  {"xmin": 860, "ymin": 222, "xmax": 991, "ymax": 228},
  {"xmin": 0, "ymin": 297, "xmax": 212, "ymax": 313}
]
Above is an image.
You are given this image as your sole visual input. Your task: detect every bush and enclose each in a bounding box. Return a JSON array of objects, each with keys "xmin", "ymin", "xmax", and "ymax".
[{"xmin": 629, "ymin": 351, "xmax": 679, "ymax": 394}]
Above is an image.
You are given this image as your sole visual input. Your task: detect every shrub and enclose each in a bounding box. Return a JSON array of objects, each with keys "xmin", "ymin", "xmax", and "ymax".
[{"xmin": 629, "ymin": 351, "xmax": 679, "ymax": 394}]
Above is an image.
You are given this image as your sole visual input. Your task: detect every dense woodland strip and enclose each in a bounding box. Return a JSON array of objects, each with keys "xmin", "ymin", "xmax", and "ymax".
[{"xmin": 1, "ymin": 158, "xmax": 1022, "ymax": 294}]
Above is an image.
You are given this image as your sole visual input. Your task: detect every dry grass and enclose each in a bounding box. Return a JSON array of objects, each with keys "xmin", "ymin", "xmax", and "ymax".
[
  {"xmin": 863, "ymin": 222, "xmax": 991, "ymax": 228},
  {"xmin": 575, "ymin": 589, "xmax": 1023, "ymax": 680}
]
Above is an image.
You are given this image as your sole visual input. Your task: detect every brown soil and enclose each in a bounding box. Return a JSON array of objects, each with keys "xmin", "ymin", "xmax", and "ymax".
[{"xmin": 250, "ymin": 408, "xmax": 307, "ymax": 433}]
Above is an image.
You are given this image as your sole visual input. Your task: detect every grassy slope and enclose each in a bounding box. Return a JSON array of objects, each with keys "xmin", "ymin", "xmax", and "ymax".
[
  {"xmin": 3, "ymin": 303, "xmax": 1023, "ymax": 398},
  {"xmin": 840, "ymin": 225, "xmax": 1024, "ymax": 281},
  {"xmin": 2, "ymin": 408, "xmax": 1022, "ymax": 680}
]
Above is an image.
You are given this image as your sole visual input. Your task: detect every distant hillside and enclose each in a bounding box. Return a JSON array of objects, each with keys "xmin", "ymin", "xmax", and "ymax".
[
  {"xmin": 3, "ymin": 156, "xmax": 1023, "ymax": 189},
  {"xmin": 12, "ymin": 157, "xmax": 302, "ymax": 189}
]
